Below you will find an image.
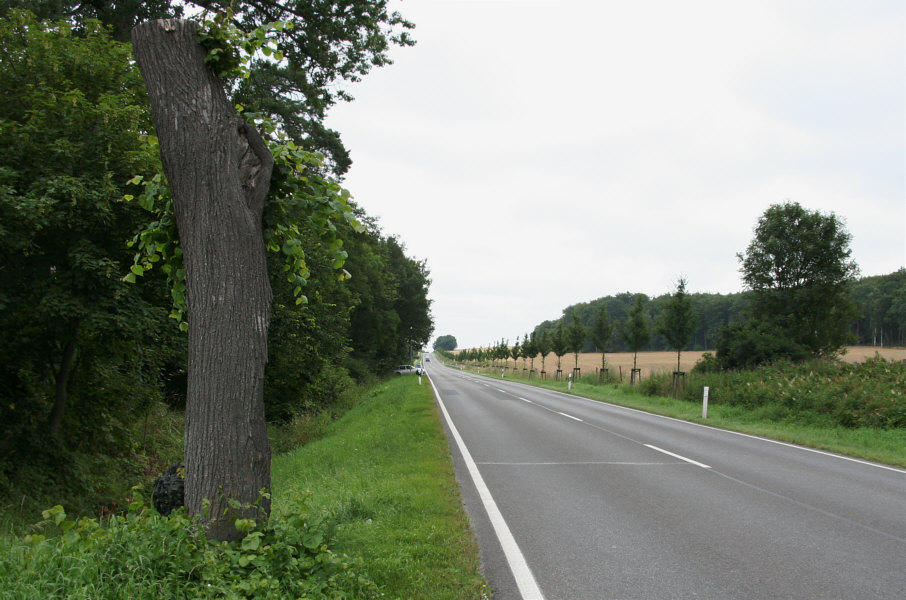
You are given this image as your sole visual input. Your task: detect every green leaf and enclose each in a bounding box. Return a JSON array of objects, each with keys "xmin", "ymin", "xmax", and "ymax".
[
  {"xmin": 302, "ymin": 532, "xmax": 323, "ymax": 550},
  {"xmin": 139, "ymin": 193, "xmax": 154, "ymax": 211},
  {"xmin": 241, "ymin": 531, "xmax": 262, "ymax": 551},
  {"xmin": 42, "ymin": 505, "xmax": 66, "ymax": 526}
]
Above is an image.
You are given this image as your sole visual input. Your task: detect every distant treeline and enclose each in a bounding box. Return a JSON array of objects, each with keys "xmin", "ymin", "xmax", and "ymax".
[{"xmin": 534, "ymin": 269, "xmax": 905, "ymax": 353}]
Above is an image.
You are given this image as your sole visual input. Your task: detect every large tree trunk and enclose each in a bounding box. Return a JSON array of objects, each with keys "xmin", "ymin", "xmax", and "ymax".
[{"xmin": 132, "ymin": 19, "xmax": 274, "ymax": 541}]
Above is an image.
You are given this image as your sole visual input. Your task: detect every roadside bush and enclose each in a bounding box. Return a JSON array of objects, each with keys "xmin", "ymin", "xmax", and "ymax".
[
  {"xmin": 1, "ymin": 403, "xmax": 184, "ymax": 531},
  {"xmin": 716, "ymin": 321, "xmax": 810, "ymax": 370},
  {"xmin": 607, "ymin": 354, "xmax": 905, "ymax": 429},
  {"xmin": 691, "ymin": 352, "xmax": 721, "ymax": 374},
  {"xmin": 637, "ymin": 376, "xmax": 670, "ymax": 397},
  {"xmin": 0, "ymin": 488, "xmax": 377, "ymax": 599},
  {"xmin": 683, "ymin": 356, "xmax": 906, "ymax": 428}
]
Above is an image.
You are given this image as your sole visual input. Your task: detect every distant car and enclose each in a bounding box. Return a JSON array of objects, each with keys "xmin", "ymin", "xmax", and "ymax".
[{"xmin": 393, "ymin": 364, "xmax": 420, "ymax": 375}]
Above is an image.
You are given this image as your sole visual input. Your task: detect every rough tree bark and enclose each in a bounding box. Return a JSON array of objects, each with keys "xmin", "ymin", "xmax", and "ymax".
[{"xmin": 131, "ymin": 19, "xmax": 273, "ymax": 541}]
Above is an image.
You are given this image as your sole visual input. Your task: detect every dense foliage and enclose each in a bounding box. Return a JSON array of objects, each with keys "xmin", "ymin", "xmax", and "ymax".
[
  {"xmin": 850, "ymin": 269, "xmax": 906, "ymax": 348},
  {"xmin": 737, "ymin": 202, "xmax": 859, "ymax": 357},
  {"xmin": 0, "ymin": 11, "xmax": 183, "ymax": 515},
  {"xmin": 684, "ymin": 356, "xmax": 905, "ymax": 429},
  {"xmin": 0, "ymin": 6, "xmax": 431, "ymax": 519},
  {"xmin": 433, "ymin": 335, "xmax": 457, "ymax": 351},
  {"xmin": 0, "ymin": 490, "xmax": 378, "ymax": 598},
  {"xmin": 0, "ymin": 0, "xmax": 415, "ymax": 175}
]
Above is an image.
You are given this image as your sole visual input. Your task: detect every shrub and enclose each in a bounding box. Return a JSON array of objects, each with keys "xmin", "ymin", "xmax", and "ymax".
[
  {"xmin": 691, "ymin": 352, "xmax": 721, "ymax": 374},
  {"xmin": 716, "ymin": 321, "xmax": 810, "ymax": 370},
  {"xmin": 637, "ymin": 376, "xmax": 670, "ymax": 397},
  {"xmin": 688, "ymin": 356, "xmax": 906, "ymax": 428},
  {"xmin": 0, "ymin": 488, "xmax": 377, "ymax": 599}
]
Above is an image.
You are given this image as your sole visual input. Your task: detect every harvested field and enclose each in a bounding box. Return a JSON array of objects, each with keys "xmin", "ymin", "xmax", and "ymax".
[{"xmin": 502, "ymin": 346, "xmax": 906, "ymax": 379}]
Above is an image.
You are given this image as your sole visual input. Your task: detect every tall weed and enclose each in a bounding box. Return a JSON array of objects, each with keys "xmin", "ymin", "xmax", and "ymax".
[{"xmin": 669, "ymin": 355, "xmax": 905, "ymax": 428}]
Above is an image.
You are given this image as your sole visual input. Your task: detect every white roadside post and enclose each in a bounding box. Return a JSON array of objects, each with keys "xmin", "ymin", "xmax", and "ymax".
[
  {"xmin": 702, "ymin": 386, "xmax": 710, "ymax": 419},
  {"xmin": 568, "ymin": 372, "xmax": 572, "ymax": 391}
]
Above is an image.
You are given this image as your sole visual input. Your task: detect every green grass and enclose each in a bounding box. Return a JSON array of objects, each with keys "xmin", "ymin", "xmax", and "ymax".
[
  {"xmin": 462, "ymin": 366, "xmax": 906, "ymax": 469},
  {"xmin": 0, "ymin": 378, "xmax": 488, "ymax": 599},
  {"xmin": 271, "ymin": 376, "xmax": 488, "ymax": 599}
]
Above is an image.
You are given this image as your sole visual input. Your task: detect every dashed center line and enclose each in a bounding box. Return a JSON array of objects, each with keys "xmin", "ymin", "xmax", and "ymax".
[
  {"xmin": 466, "ymin": 376, "xmax": 710, "ymax": 472},
  {"xmin": 645, "ymin": 444, "xmax": 712, "ymax": 469},
  {"xmin": 557, "ymin": 411, "xmax": 583, "ymax": 422}
]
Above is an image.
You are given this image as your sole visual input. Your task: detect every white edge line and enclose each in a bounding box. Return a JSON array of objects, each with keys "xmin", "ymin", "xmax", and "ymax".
[
  {"xmin": 428, "ymin": 374, "xmax": 546, "ymax": 600},
  {"xmin": 645, "ymin": 444, "xmax": 712, "ymax": 469}
]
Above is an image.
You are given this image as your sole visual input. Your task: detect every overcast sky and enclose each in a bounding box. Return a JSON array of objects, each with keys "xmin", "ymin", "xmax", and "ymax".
[{"xmin": 324, "ymin": 0, "xmax": 905, "ymax": 350}]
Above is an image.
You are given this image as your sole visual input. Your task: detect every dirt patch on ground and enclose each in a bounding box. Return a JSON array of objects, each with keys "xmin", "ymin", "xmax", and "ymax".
[{"xmin": 508, "ymin": 346, "xmax": 906, "ymax": 379}]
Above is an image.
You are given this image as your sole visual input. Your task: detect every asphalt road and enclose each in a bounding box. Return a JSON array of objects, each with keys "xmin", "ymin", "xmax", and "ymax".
[{"xmin": 424, "ymin": 359, "xmax": 906, "ymax": 600}]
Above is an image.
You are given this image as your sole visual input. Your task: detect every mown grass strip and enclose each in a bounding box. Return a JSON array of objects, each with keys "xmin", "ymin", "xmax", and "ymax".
[{"xmin": 271, "ymin": 376, "xmax": 489, "ymax": 599}]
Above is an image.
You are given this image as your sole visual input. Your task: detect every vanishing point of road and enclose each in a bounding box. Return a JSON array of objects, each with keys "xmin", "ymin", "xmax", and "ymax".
[{"xmin": 425, "ymin": 359, "xmax": 906, "ymax": 600}]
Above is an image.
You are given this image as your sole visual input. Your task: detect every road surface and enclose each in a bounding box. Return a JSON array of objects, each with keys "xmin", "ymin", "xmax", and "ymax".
[{"xmin": 425, "ymin": 360, "xmax": 906, "ymax": 600}]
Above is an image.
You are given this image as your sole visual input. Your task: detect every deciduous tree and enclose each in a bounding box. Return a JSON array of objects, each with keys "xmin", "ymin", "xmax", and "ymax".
[
  {"xmin": 550, "ymin": 323, "xmax": 567, "ymax": 373},
  {"xmin": 511, "ymin": 336, "xmax": 522, "ymax": 371},
  {"xmin": 566, "ymin": 313, "xmax": 587, "ymax": 371},
  {"xmin": 738, "ymin": 201, "xmax": 859, "ymax": 357},
  {"xmin": 433, "ymin": 335, "xmax": 457, "ymax": 351},
  {"xmin": 0, "ymin": 0, "xmax": 415, "ymax": 175},
  {"xmin": 522, "ymin": 331, "xmax": 536, "ymax": 372},
  {"xmin": 535, "ymin": 328, "xmax": 552, "ymax": 374},
  {"xmin": 132, "ymin": 18, "xmax": 275, "ymax": 541},
  {"xmin": 590, "ymin": 304, "xmax": 614, "ymax": 370},
  {"xmin": 656, "ymin": 278, "xmax": 697, "ymax": 372},
  {"xmin": 621, "ymin": 295, "xmax": 651, "ymax": 370},
  {"xmin": 0, "ymin": 11, "xmax": 169, "ymax": 441}
]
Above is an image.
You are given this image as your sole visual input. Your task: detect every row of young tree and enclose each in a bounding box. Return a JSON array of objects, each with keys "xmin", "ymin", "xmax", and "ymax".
[
  {"xmin": 453, "ymin": 279, "xmax": 696, "ymax": 376},
  {"xmin": 457, "ymin": 203, "xmax": 905, "ymax": 372},
  {"xmin": 532, "ymin": 268, "xmax": 904, "ymax": 357},
  {"xmin": 0, "ymin": 3, "xmax": 431, "ymax": 528}
]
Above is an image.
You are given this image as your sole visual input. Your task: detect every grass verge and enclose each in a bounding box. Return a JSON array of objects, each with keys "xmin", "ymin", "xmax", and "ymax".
[{"xmin": 271, "ymin": 375, "xmax": 488, "ymax": 599}]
